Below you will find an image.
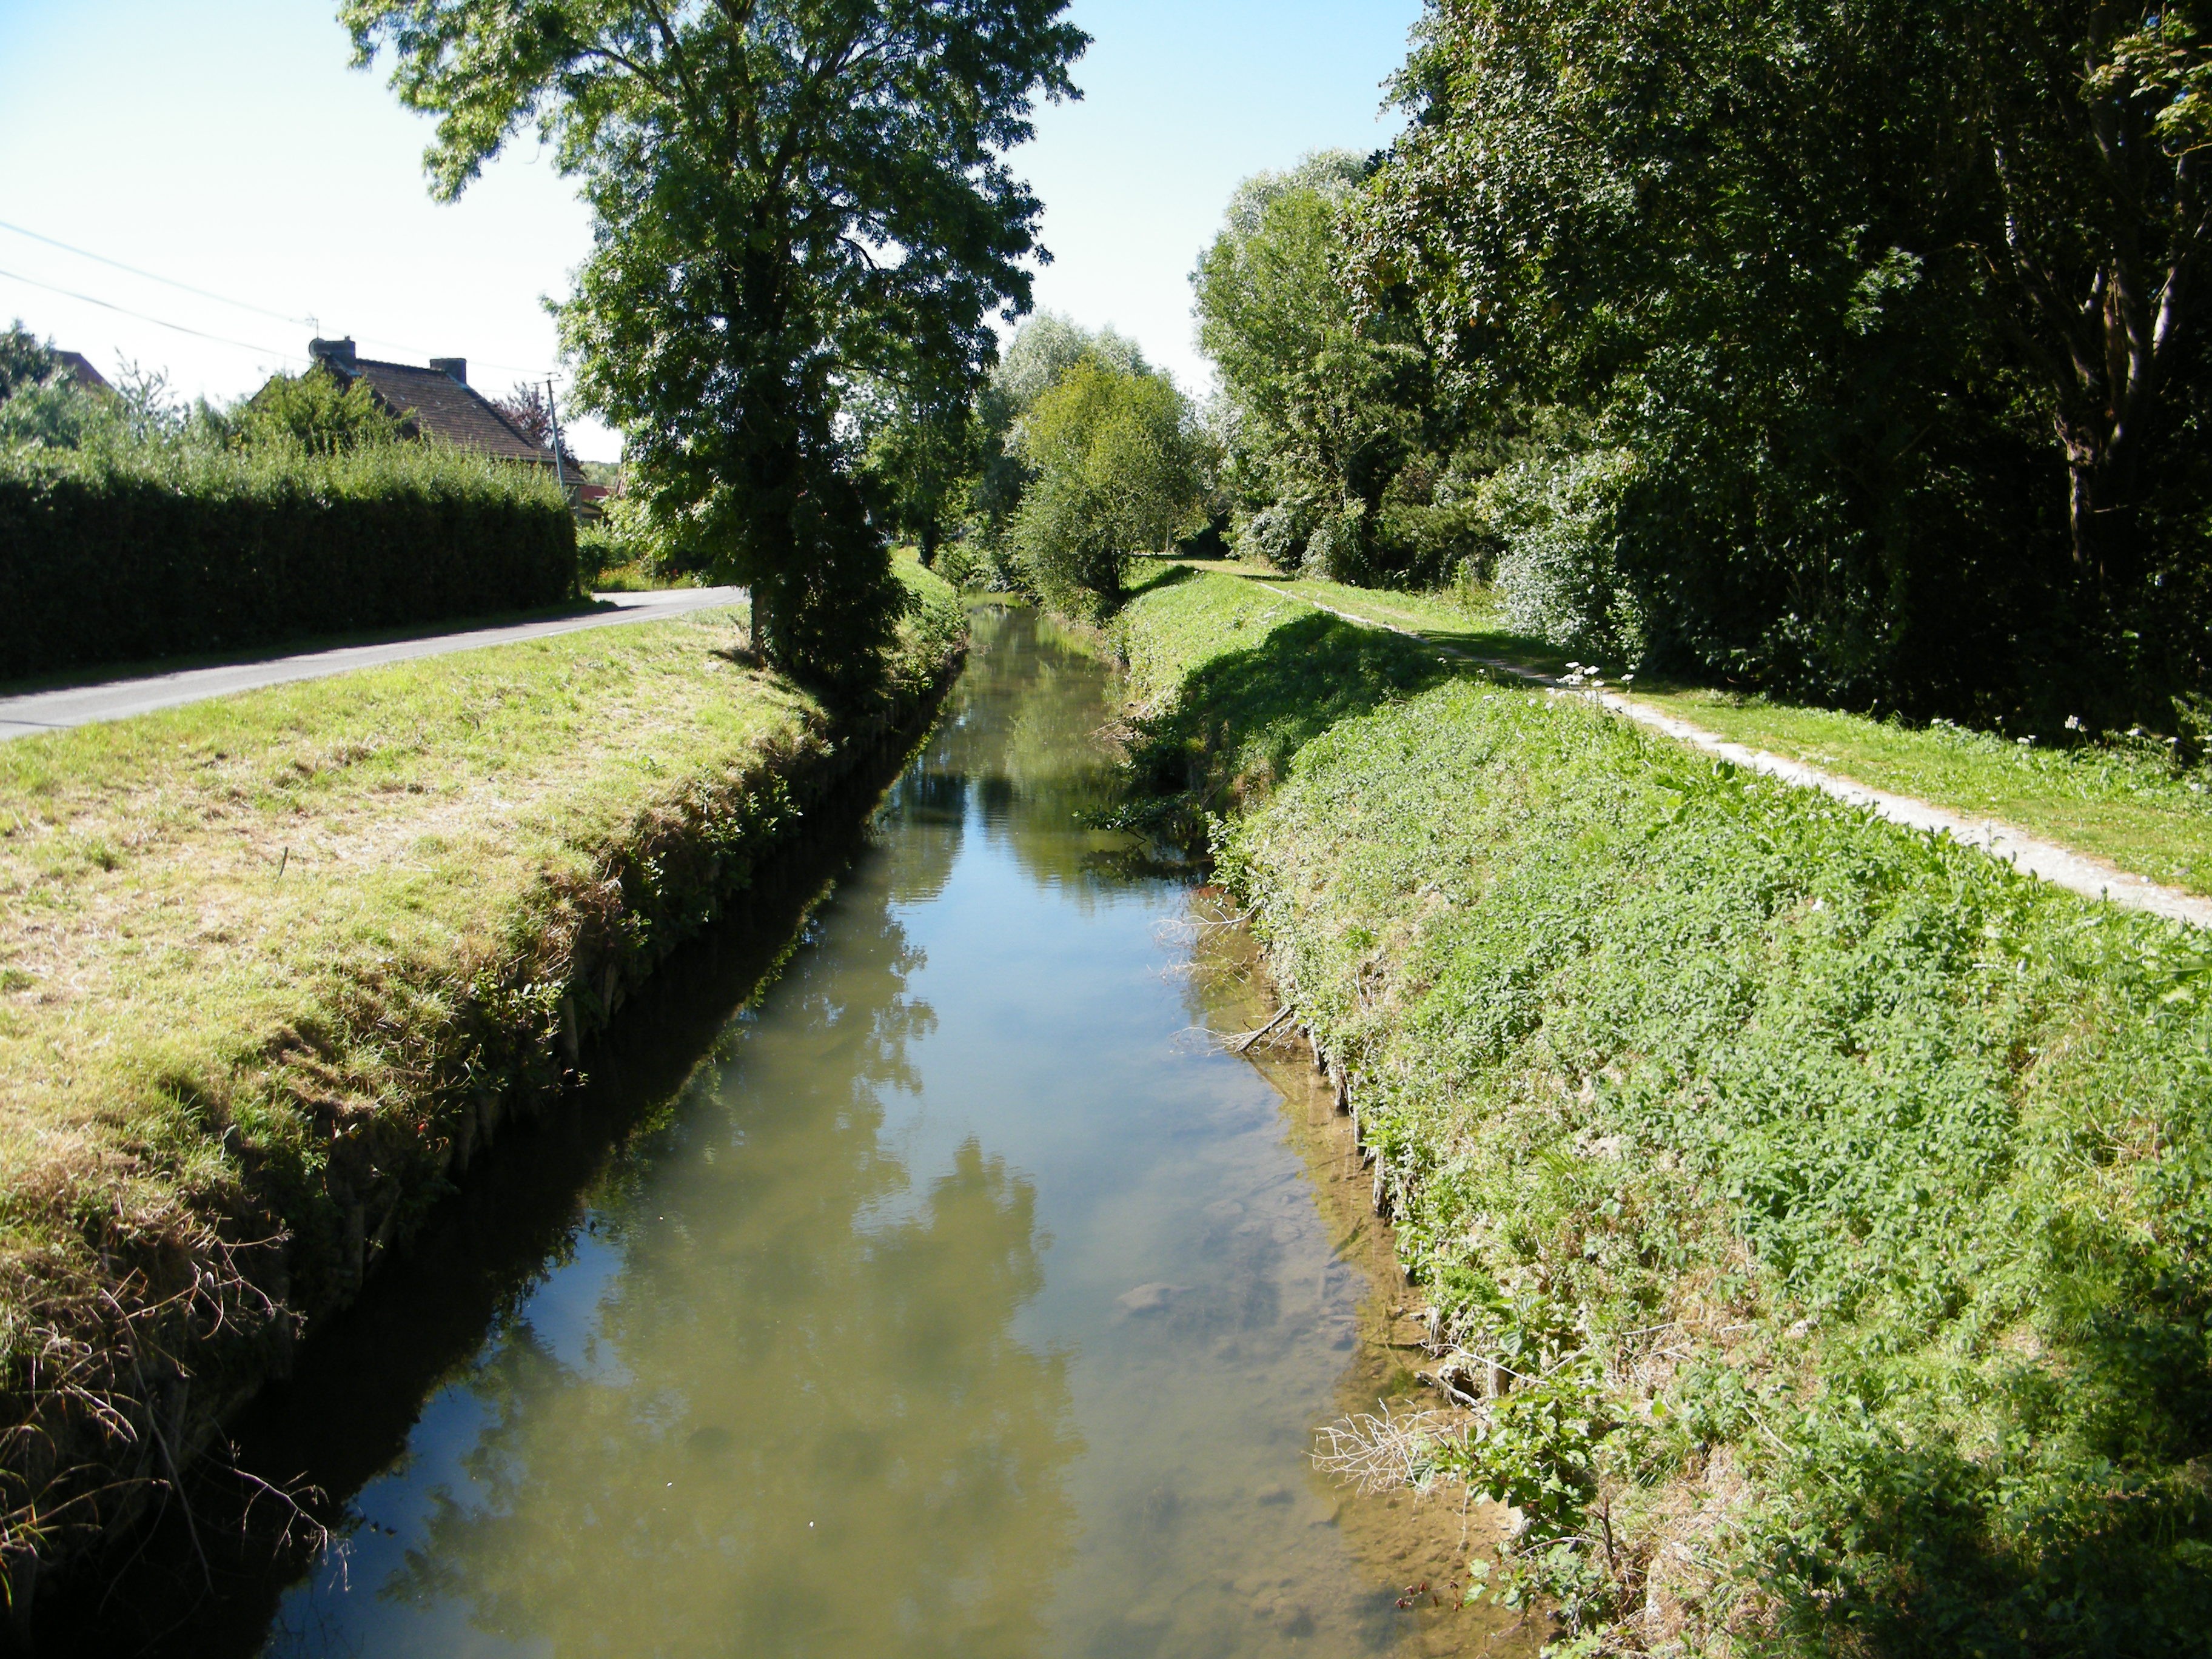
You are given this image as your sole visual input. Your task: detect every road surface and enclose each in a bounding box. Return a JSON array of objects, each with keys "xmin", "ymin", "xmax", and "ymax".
[{"xmin": 0, "ymin": 588, "xmax": 746, "ymax": 743}]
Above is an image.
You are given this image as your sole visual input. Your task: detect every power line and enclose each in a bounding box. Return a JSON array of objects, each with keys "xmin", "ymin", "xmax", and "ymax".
[
  {"xmin": 0, "ymin": 219, "xmax": 568, "ymax": 385},
  {"xmin": 0, "ymin": 219, "xmax": 312, "ymax": 329},
  {"xmin": 0, "ymin": 267, "xmax": 294, "ymax": 360}
]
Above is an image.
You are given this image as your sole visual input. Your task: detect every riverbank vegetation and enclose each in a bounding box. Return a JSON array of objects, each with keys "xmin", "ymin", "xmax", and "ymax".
[
  {"xmin": 1170, "ymin": 560, "xmax": 2212, "ymax": 899},
  {"xmin": 0, "ymin": 563, "xmax": 963, "ymax": 1587},
  {"xmin": 1179, "ymin": 4, "xmax": 2212, "ymax": 741},
  {"xmin": 1117, "ymin": 567, "xmax": 2212, "ymax": 1655}
]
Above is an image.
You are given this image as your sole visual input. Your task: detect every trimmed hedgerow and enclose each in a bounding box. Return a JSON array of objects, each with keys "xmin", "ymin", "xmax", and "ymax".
[
  {"xmin": 1118, "ymin": 570, "xmax": 2212, "ymax": 1658},
  {"xmin": 0, "ymin": 441, "xmax": 575, "ymax": 680}
]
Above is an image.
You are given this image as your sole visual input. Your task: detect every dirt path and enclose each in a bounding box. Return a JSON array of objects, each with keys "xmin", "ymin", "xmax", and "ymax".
[{"xmin": 1279, "ymin": 585, "xmax": 2212, "ymax": 931}]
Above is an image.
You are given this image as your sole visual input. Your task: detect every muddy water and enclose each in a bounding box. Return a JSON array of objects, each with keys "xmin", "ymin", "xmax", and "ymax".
[{"xmin": 245, "ymin": 606, "xmax": 1524, "ymax": 1659}]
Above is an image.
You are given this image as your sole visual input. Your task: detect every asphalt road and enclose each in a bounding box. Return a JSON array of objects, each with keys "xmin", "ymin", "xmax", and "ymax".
[{"xmin": 0, "ymin": 588, "xmax": 747, "ymax": 743}]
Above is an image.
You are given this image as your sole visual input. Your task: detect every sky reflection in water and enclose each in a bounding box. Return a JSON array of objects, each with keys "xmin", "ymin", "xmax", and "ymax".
[{"xmin": 260, "ymin": 606, "xmax": 1397, "ymax": 1658}]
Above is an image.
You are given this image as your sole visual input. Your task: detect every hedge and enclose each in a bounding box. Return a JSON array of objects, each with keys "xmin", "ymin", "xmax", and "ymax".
[{"xmin": 0, "ymin": 441, "xmax": 577, "ymax": 680}]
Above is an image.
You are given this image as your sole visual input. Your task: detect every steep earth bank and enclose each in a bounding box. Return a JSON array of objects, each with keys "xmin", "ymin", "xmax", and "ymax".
[
  {"xmin": 1112, "ymin": 568, "xmax": 2212, "ymax": 1657},
  {"xmin": 0, "ymin": 564, "xmax": 965, "ymax": 1635}
]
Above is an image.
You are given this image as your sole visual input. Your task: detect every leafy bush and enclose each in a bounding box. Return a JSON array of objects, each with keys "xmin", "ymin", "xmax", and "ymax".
[
  {"xmin": 1012, "ymin": 356, "xmax": 1204, "ymax": 618},
  {"xmin": 0, "ymin": 440, "xmax": 576, "ymax": 679},
  {"xmin": 235, "ymin": 371, "xmax": 403, "ymax": 455},
  {"xmin": 1485, "ymin": 446, "xmax": 1649, "ymax": 663}
]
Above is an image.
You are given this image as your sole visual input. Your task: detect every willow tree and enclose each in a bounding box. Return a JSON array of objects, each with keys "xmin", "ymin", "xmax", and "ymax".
[{"xmin": 343, "ymin": 0, "xmax": 1085, "ymax": 695}]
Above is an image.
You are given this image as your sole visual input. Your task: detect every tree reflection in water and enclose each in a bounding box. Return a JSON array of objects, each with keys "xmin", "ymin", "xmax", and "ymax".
[{"xmin": 377, "ymin": 882, "xmax": 1077, "ymax": 1656}]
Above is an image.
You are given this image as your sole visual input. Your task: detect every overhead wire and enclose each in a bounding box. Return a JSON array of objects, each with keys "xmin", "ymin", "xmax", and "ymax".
[
  {"xmin": 0, "ymin": 219, "xmax": 563, "ymax": 383},
  {"xmin": 0, "ymin": 266, "xmax": 296, "ymax": 360},
  {"xmin": 0, "ymin": 218, "xmax": 313, "ymax": 328}
]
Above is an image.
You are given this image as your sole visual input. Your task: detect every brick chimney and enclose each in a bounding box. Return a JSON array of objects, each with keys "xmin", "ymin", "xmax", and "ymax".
[
  {"xmin": 429, "ymin": 357, "xmax": 467, "ymax": 384},
  {"xmin": 309, "ymin": 336, "xmax": 357, "ymax": 370}
]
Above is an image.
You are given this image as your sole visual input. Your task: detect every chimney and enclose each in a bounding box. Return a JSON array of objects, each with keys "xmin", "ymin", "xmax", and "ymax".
[
  {"xmin": 309, "ymin": 336, "xmax": 357, "ymax": 370},
  {"xmin": 429, "ymin": 357, "xmax": 467, "ymax": 385}
]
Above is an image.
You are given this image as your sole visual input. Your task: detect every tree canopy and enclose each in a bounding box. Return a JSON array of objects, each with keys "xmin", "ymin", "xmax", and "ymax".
[
  {"xmin": 1336, "ymin": 1, "xmax": 2212, "ymax": 720},
  {"xmin": 1011, "ymin": 353, "xmax": 1204, "ymax": 614},
  {"xmin": 344, "ymin": 0, "xmax": 1085, "ymax": 695}
]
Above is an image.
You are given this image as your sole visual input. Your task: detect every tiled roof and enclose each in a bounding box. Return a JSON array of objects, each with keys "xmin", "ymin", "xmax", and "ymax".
[
  {"xmin": 52, "ymin": 351, "xmax": 110, "ymax": 393},
  {"xmin": 329, "ymin": 358, "xmax": 554, "ymax": 466}
]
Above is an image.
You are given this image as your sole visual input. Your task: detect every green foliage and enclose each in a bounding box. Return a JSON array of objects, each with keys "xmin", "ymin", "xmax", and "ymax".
[
  {"xmin": 1346, "ymin": 0, "xmax": 2212, "ymax": 725},
  {"xmin": 0, "ymin": 321, "xmax": 57, "ymax": 402},
  {"xmin": 1122, "ymin": 570, "xmax": 2212, "ymax": 1654},
  {"xmin": 947, "ymin": 310, "xmax": 1156, "ymax": 586},
  {"xmin": 1193, "ymin": 153, "xmax": 1455, "ymax": 585},
  {"xmin": 0, "ymin": 440, "xmax": 575, "ymax": 679},
  {"xmin": 0, "ymin": 377, "xmax": 104, "ymax": 452},
  {"xmin": 1011, "ymin": 355, "xmax": 1204, "ymax": 619},
  {"xmin": 236, "ymin": 370, "xmax": 403, "ymax": 455},
  {"xmin": 345, "ymin": 0, "xmax": 1084, "ymax": 701}
]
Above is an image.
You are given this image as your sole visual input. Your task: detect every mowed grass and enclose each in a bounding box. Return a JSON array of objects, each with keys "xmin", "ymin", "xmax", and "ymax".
[
  {"xmin": 1116, "ymin": 569, "xmax": 2212, "ymax": 1655},
  {"xmin": 0, "ymin": 563, "xmax": 964, "ymax": 1553},
  {"xmin": 2, "ymin": 602, "xmax": 785, "ymax": 1190},
  {"xmin": 1139, "ymin": 555, "xmax": 2212, "ymax": 898}
]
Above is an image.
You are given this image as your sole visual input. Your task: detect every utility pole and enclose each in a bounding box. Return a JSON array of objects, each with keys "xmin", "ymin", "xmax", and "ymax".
[{"xmin": 544, "ymin": 377, "xmax": 574, "ymax": 511}]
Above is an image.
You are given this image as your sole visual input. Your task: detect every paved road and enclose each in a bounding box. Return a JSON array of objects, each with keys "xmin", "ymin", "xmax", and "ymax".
[{"xmin": 0, "ymin": 588, "xmax": 747, "ymax": 743}]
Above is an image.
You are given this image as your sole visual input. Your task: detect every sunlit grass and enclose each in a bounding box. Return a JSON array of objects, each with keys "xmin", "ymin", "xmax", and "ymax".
[
  {"xmin": 0, "ymin": 563, "xmax": 965, "ymax": 1560},
  {"xmin": 1139, "ymin": 555, "xmax": 2212, "ymax": 896}
]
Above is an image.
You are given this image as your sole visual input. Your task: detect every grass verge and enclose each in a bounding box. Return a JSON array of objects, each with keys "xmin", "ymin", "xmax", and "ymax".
[
  {"xmin": 0, "ymin": 561, "xmax": 965, "ymax": 1593},
  {"xmin": 1116, "ymin": 569, "xmax": 2212, "ymax": 1657},
  {"xmin": 1142, "ymin": 556, "xmax": 2212, "ymax": 900}
]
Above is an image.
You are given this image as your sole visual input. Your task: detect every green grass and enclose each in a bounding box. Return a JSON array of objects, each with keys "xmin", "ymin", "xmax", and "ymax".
[
  {"xmin": 1117, "ymin": 569, "xmax": 2212, "ymax": 1657},
  {"xmin": 1138, "ymin": 556, "xmax": 2212, "ymax": 899},
  {"xmin": 0, "ymin": 561, "xmax": 964, "ymax": 1561}
]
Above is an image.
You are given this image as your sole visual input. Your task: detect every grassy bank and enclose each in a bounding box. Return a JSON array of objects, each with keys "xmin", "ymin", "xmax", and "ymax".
[
  {"xmin": 1147, "ymin": 557, "xmax": 2212, "ymax": 900},
  {"xmin": 0, "ymin": 562, "xmax": 964, "ymax": 1592},
  {"xmin": 1116, "ymin": 569, "xmax": 2212, "ymax": 1657}
]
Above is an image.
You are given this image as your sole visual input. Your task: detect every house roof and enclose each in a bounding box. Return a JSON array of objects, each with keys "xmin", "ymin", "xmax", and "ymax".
[
  {"xmin": 52, "ymin": 352, "xmax": 110, "ymax": 393},
  {"xmin": 317, "ymin": 351, "xmax": 554, "ymax": 466}
]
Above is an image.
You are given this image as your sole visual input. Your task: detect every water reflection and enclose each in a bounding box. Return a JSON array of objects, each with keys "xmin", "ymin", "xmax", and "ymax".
[{"xmin": 236, "ymin": 606, "xmax": 1460, "ymax": 1658}]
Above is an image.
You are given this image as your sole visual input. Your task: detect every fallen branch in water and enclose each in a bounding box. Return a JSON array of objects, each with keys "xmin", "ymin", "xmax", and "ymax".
[
  {"xmin": 1223, "ymin": 1006, "xmax": 1294, "ymax": 1053},
  {"xmin": 1313, "ymin": 1400, "xmax": 1464, "ymax": 1496}
]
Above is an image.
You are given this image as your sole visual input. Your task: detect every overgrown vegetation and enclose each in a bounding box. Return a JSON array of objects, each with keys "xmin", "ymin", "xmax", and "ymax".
[
  {"xmin": 926, "ymin": 310, "xmax": 1210, "ymax": 610},
  {"xmin": 346, "ymin": 0, "xmax": 1084, "ymax": 699},
  {"xmin": 0, "ymin": 324, "xmax": 577, "ymax": 680},
  {"xmin": 1008, "ymin": 354, "xmax": 1205, "ymax": 618},
  {"xmin": 0, "ymin": 561, "xmax": 962, "ymax": 1584},
  {"xmin": 1118, "ymin": 569, "xmax": 2212, "ymax": 1656},
  {"xmin": 1179, "ymin": 4, "xmax": 2212, "ymax": 732}
]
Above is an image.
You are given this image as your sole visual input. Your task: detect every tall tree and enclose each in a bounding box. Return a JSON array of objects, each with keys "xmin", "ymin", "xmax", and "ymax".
[
  {"xmin": 1965, "ymin": 2, "xmax": 2212, "ymax": 590},
  {"xmin": 344, "ymin": 0, "xmax": 1085, "ymax": 695},
  {"xmin": 1193, "ymin": 152, "xmax": 1444, "ymax": 583},
  {"xmin": 1353, "ymin": 0, "xmax": 2212, "ymax": 717}
]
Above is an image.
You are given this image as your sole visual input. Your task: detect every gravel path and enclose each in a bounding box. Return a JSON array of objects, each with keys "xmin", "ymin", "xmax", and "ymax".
[
  {"xmin": 0, "ymin": 588, "xmax": 747, "ymax": 743},
  {"xmin": 1285, "ymin": 587, "xmax": 2212, "ymax": 931}
]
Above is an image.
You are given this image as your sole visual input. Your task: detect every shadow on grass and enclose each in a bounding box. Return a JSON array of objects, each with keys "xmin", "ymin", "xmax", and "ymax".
[{"xmin": 1119, "ymin": 606, "xmax": 1465, "ymax": 847}]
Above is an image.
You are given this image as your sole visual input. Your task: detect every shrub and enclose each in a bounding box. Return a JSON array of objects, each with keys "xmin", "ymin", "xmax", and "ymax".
[
  {"xmin": 235, "ymin": 371, "xmax": 403, "ymax": 455},
  {"xmin": 0, "ymin": 440, "xmax": 576, "ymax": 679},
  {"xmin": 1012, "ymin": 356, "xmax": 1204, "ymax": 618},
  {"xmin": 1486, "ymin": 446, "xmax": 1649, "ymax": 663}
]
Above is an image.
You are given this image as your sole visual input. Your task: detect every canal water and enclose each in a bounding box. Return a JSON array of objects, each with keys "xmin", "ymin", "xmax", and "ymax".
[{"xmin": 235, "ymin": 605, "xmax": 1503, "ymax": 1658}]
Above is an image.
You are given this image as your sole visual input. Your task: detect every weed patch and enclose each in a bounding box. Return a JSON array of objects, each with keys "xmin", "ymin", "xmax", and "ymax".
[{"xmin": 1119, "ymin": 571, "xmax": 2212, "ymax": 1656}]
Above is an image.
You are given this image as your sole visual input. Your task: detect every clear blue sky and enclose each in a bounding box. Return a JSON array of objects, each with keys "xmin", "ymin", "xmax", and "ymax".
[{"xmin": 0, "ymin": 0, "xmax": 1423, "ymax": 459}]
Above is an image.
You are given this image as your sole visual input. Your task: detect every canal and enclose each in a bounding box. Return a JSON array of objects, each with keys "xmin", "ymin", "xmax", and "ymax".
[{"xmin": 129, "ymin": 605, "xmax": 1510, "ymax": 1657}]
